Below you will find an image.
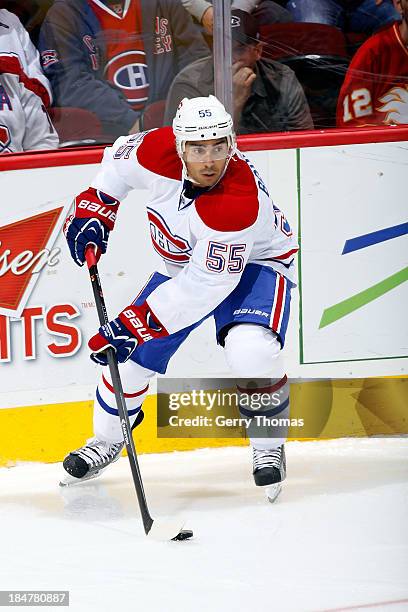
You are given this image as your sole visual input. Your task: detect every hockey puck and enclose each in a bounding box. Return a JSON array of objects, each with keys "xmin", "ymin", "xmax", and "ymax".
[{"xmin": 172, "ymin": 529, "xmax": 194, "ymax": 541}]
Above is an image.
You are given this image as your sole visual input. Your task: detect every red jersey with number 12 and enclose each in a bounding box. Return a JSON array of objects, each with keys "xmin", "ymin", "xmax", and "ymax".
[{"xmin": 337, "ymin": 23, "xmax": 408, "ymax": 127}]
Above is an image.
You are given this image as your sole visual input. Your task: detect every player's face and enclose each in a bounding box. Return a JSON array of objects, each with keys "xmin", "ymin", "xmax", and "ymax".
[{"xmin": 184, "ymin": 138, "xmax": 229, "ymax": 187}]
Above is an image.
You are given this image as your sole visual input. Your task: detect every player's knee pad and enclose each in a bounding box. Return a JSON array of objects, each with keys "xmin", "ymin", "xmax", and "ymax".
[
  {"xmin": 224, "ymin": 324, "xmax": 289, "ymax": 448},
  {"xmin": 223, "ymin": 323, "xmax": 284, "ymax": 378}
]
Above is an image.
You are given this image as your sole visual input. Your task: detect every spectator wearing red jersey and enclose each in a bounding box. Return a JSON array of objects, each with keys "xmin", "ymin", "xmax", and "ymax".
[
  {"xmin": 336, "ymin": 0, "xmax": 408, "ymax": 127},
  {"xmin": 39, "ymin": 0, "xmax": 208, "ymax": 139}
]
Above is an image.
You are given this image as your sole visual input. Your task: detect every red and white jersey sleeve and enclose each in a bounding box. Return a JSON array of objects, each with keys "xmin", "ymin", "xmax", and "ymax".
[
  {"xmin": 0, "ymin": 9, "xmax": 58, "ymax": 153},
  {"xmin": 147, "ymin": 200, "xmax": 257, "ymax": 334},
  {"xmin": 91, "ymin": 128, "xmax": 181, "ymax": 200}
]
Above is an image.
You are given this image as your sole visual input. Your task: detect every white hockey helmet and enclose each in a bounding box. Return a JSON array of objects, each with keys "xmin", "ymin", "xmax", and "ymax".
[{"xmin": 173, "ymin": 95, "xmax": 236, "ymax": 159}]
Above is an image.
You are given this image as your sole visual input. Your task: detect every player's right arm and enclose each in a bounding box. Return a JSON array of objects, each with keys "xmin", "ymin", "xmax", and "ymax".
[{"xmin": 64, "ymin": 130, "xmax": 164, "ymax": 266}]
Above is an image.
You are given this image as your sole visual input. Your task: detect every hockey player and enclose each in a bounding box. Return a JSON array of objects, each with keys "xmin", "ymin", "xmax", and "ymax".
[
  {"xmin": 63, "ymin": 95, "xmax": 298, "ymax": 495},
  {"xmin": 0, "ymin": 9, "xmax": 58, "ymax": 153}
]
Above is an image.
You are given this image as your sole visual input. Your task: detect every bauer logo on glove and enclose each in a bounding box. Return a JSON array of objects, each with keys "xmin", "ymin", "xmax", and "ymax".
[
  {"xmin": 77, "ymin": 197, "xmax": 117, "ymax": 224},
  {"xmin": 88, "ymin": 301, "xmax": 168, "ymax": 365},
  {"xmin": 64, "ymin": 187, "xmax": 120, "ymax": 267}
]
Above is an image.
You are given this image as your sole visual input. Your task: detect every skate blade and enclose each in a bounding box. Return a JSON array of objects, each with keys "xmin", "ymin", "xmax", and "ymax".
[
  {"xmin": 148, "ymin": 518, "xmax": 192, "ymax": 542},
  {"xmin": 264, "ymin": 483, "xmax": 282, "ymax": 503},
  {"xmin": 59, "ymin": 469, "xmax": 105, "ymax": 487}
]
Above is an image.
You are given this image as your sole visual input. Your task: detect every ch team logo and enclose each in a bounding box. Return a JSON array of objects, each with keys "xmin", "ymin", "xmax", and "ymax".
[
  {"xmin": 147, "ymin": 208, "xmax": 192, "ymax": 265},
  {"xmin": 104, "ymin": 51, "xmax": 149, "ymax": 108}
]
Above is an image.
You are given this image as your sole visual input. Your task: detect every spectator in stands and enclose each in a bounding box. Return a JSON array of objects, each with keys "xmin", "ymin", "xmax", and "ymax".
[
  {"xmin": 0, "ymin": 8, "xmax": 58, "ymax": 153},
  {"xmin": 164, "ymin": 9, "xmax": 313, "ymax": 133},
  {"xmin": 181, "ymin": 0, "xmax": 292, "ymax": 34},
  {"xmin": 337, "ymin": 0, "xmax": 408, "ymax": 127},
  {"xmin": 287, "ymin": 0, "xmax": 400, "ymax": 35},
  {"xmin": 39, "ymin": 0, "xmax": 209, "ymax": 139}
]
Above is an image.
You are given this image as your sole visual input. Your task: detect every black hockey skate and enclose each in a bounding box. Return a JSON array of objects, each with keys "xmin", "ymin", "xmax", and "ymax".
[
  {"xmin": 252, "ymin": 445, "xmax": 286, "ymax": 503},
  {"xmin": 60, "ymin": 408, "xmax": 145, "ymax": 486},
  {"xmin": 60, "ymin": 437, "xmax": 124, "ymax": 486}
]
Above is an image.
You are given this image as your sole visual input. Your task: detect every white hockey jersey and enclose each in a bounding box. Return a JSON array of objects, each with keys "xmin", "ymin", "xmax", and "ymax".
[
  {"xmin": 91, "ymin": 127, "xmax": 298, "ymax": 334},
  {"xmin": 0, "ymin": 9, "xmax": 58, "ymax": 153}
]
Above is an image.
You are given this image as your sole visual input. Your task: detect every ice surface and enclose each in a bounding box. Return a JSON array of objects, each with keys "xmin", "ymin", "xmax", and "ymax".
[{"xmin": 0, "ymin": 438, "xmax": 407, "ymax": 612}]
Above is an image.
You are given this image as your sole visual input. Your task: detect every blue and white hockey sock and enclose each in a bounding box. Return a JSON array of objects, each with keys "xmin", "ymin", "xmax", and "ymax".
[{"xmin": 93, "ymin": 361, "xmax": 154, "ymax": 443}]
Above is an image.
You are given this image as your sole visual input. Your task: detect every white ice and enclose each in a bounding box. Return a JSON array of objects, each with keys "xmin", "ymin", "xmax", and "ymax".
[{"xmin": 0, "ymin": 438, "xmax": 407, "ymax": 612}]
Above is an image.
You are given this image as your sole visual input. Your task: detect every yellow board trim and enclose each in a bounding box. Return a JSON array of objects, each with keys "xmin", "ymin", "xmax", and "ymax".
[
  {"xmin": 1, "ymin": 377, "xmax": 406, "ymax": 467},
  {"xmin": 0, "ymin": 396, "xmax": 247, "ymax": 467}
]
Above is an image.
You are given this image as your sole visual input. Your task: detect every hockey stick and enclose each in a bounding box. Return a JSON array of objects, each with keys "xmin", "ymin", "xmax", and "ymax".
[{"xmin": 85, "ymin": 248, "xmax": 193, "ymax": 542}]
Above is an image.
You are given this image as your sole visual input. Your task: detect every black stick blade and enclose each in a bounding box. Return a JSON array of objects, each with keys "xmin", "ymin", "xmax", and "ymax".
[{"xmin": 172, "ymin": 530, "xmax": 194, "ymax": 541}]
